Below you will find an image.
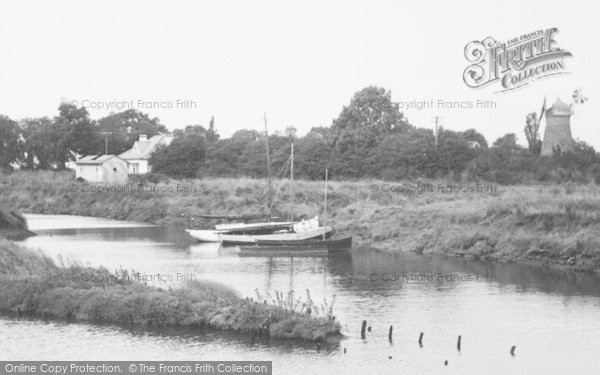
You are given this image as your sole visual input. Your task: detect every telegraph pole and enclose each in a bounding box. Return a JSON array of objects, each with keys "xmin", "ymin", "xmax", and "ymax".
[
  {"xmin": 263, "ymin": 113, "xmax": 273, "ymax": 217},
  {"xmin": 432, "ymin": 116, "xmax": 443, "ymax": 149},
  {"xmin": 101, "ymin": 131, "xmax": 110, "ymax": 155}
]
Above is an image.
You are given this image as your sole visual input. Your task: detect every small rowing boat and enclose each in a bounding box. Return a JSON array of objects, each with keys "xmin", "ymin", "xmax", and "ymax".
[{"xmin": 237, "ymin": 236, "xmax": 352, "ymax": 256}]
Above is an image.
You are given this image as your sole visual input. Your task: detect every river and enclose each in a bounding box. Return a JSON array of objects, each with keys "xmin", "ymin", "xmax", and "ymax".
[{"xmin": 2, "ymin": 214, "xmax": 600, "ymax": 374}]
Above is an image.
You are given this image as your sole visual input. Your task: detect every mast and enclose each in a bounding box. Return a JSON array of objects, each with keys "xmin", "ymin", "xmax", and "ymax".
[
  {"xmin": 290, "ymin": 142, "xmax": 294, "ymax": 223},
  {"xmin": 264, "ymin": 113, "xmax": 273, "ymax": 217},
  {"xmin": 322, "ymin": 167, "xmax": 328, "ymax": 240}
]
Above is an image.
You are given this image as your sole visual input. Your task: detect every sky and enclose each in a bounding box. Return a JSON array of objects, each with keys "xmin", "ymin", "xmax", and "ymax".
[{"xmin": 1, "ymin": 0, "xmax": 598, "ymax": 148}]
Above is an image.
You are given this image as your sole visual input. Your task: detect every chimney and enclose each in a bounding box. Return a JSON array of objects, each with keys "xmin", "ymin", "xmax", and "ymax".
[{"xmin": 139, "ymin": 134, "xmax": 147, "ymax": 142}]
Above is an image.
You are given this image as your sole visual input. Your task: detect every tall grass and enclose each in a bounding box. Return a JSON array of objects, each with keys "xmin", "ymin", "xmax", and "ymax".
[
  {"xmin": 2, "ymin": 170, "xmax": 600, "ymax": 273},
  {"xmin": 254, "ymin": 289, "xmax": 337, "ymax": 320},
  {"xmin": 0, "ymin": 241, "xmax": 341, "ymax": 342}
]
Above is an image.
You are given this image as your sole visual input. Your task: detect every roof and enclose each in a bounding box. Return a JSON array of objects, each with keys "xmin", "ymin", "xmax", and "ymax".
[
  {"xmin": 76, "ymin": 155, "xmax": 124, "ymax": 165},
  {"xmin": 119, "ymin": 134, "xmax": 172, "ymax": 160},
  {"xmin": 547, "ymin": 97, "xmax": 572, "ymax": 116}
]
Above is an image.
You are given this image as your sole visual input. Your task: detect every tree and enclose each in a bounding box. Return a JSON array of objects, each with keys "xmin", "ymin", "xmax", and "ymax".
[
  {"xmin": 492, "ymin": 133, "xmax": 522, "ymax": 161},
  {"xmin": 20, "ymin": 117, "xmax": 62, "ymax": 169},
  {"xmin": 55, "ymin": 103, "xmax": 102, "ymax": 159},
  {"xmin": 0, "ymin": 115, "xmax": 21, "ymax": 169},
  {"xmin": 98, "ymin": 109, "xmax": 167, "ymax": 154},
  {"xmin": 296, "ymin": 127, "xmax": 333, "ymax": 179},
  {"xmin": 524, "ymin": 112, "xmax": 542, "ymax": 155},
  {"xmin": 377, "ymin": 128, "xmax": 437, "ymax": 179},
  {"xmin": 462, "ymin": 129, "xmax": 488, "ymax": 148},
  {"xmin": 436, "ymin": 129, "xmax": 475, "ymax": 176},
  {"xmin": 330, "ymin": 86, "xmax": 412, "ymax": 177},
  {"xmin": 149, "ymin": 134, "xmax": 206, "ymax": 178}
]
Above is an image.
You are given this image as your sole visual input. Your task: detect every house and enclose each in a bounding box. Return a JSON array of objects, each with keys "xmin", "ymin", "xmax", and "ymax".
[
  {"xmin": 119, "ymin": 134, "xmax": 173, "ymax": 174},
  {"xmin": 467, "ymin": 141, "xmax": 481, "ymax": 149},
  {"xmin": 75, "ymin": 155, "xmax": 128, "ymax": 183}
]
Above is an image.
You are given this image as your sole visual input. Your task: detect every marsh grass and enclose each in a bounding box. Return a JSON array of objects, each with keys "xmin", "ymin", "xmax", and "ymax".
[
  {"xmin": 2, "ymin": 171, "xmax": 600, "ymax": 273},
  {"xmin": 0, "ymin": 241, "xmax": 341, "ymax": 342},
  {"xmin": 254, "ymin": 288, "xmax": 336, "ymax": 320}
]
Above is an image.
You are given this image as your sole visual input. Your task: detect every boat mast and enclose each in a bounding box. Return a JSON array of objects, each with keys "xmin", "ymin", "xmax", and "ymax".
[
  {"xmin": 322, "ymin": 166, "xmax": 328, "ymax": 240},
  {"xmin": 264, "ymin": 112, "xmax": 273, "ymax": 218},
  {"xmin": 290, "ymin": 141, "xmax": 294, "ymax": 224}
]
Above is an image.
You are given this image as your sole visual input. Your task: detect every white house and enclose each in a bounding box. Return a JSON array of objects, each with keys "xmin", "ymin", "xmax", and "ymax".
[
  {"xmin": 75, "ymin": 155, "xmax": 128, "ymax": 183},
  {"xmin": 119, "ymin": 134, "xmax": 173, "ymax": 174}
]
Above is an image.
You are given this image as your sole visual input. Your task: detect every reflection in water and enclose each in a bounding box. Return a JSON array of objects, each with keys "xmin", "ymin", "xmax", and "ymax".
[{"xmin": 3, "ymin": 214, "xmax": 600, "ymax": 374}]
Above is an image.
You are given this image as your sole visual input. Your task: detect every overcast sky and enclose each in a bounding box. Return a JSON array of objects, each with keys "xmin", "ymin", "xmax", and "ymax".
[{"xmin": 1, "ymin": 0, "xmax": 598, "ymax": 148}]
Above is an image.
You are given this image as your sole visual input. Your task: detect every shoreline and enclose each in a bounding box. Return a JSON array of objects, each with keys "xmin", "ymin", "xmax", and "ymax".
[
  {"xmin": 1, "ymin": 170, "xmax": 599, "ymax": 275},
  {"xmin": 0, "ymin": 239, "xmax": 342, "ymax": 343}
]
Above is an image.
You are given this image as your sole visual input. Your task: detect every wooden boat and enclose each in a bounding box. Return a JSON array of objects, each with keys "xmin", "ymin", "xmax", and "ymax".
[
  {"xmin": 237, "ymin": 236, "xmax": 352, "ymax": 256},
  {"xmin": 255, "ymin": 236, "xmax": 352, "ymax": 249},
  {"xmin": 186, "ymin": 221, "xmax": 293, "ymax": 242},
  {"xmin": 220, "ymin": 217, "xmax": 332, "ymax": 245},
  {"xmin": 187, "ymin": 118, "xmax": 335, "ymax": 246}
]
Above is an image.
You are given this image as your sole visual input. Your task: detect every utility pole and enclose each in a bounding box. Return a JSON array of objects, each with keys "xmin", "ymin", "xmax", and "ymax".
[
  {"xmin": 264, "ymin": 113, "xmax": 273, "ymax": 217},
  {"xmin": 432, "ymin": 116, "xmax": 443, "ymax": 149},
  {"xmin": 101, "ymin": 131, "xmax": 110, "ymax": 155}
]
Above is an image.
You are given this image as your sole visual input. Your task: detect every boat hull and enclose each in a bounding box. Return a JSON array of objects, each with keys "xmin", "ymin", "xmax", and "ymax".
[
  {"xmin": 185, "ymin": 229, "xmax": 223, "ymax": 242},
  {"xmin": 221, "ymin": 226, "xmax": 333, "ymax": 245},
  {"xmin": 255, "ymin": 236, "xmax": 352, "ymax": 249}
]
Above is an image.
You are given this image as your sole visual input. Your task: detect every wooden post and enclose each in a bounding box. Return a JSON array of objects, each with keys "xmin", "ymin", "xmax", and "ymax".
[
  {"xmin": 361, "ymin": 320, "xmax": 367, "ymax": 339},
  {"xmin": 510, "ymin": 346, "xmax": 516, "ymax": 356},
  {"xmin": 457, "ymin": 335, "xmax": 461, "ymax": 351},
  {"xmin": 388, "ymin": 325, "xmax": 393, "ymax": 342},
  {"xmin": 418, "ymin": 332, "xmax": 423, "ymax": 347}
]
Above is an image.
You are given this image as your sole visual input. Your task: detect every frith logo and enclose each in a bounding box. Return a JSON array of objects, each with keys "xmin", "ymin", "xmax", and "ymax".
[{"xmin": 463, "ymin": 28, "xmax": 572, "ymax": 92}]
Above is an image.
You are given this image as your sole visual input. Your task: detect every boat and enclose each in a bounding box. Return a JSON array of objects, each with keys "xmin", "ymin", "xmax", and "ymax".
[
  {"xmin": 186, "ymin": 115, "xmax": 333, "ymax": 245},
  {"xmin": 186, "ymin": 221, "xmax": 293, "ymax": 242},
  {"xmin": 186, "ymin": 113, "xmax": 301, "ymax": 243},
  {"xmin": 237, "ymin": 237, "xmax": 352, "ymax": 256},
  {"xmin": 255, "ymin": 236, "xmax": 352, "ymax": 249},
  {"xmin": 220, "ymin": 216, "xmax": 332, "ymax": 245}
]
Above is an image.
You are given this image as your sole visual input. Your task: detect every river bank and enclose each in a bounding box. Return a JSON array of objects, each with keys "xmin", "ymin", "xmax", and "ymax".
[
  {"xmin": 0, "ymin": 239, "xmax": 341, "ymax": 342},
  {"xmin": 0, "ymin": 209, "xmax": 35, "ymax": 240},
  {"xmin": 1, "ymin": 170, "xmax": 599, "ymax": 275}
]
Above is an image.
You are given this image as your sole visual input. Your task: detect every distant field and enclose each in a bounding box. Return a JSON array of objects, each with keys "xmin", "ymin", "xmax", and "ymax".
[{"xmin": 1, "ymin": 170, "xmax": 599, "ymax": 274}]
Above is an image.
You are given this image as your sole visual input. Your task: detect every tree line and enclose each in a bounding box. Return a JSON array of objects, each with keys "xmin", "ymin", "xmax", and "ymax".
[{"xmin": 1, "ymin": 86, "xmax": 599, "ymax": 184}]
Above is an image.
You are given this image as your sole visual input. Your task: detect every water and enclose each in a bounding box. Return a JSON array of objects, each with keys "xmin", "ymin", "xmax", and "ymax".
[{"xmin": 2, "ymin": 214, "xmax": 600, "ymax": 374}]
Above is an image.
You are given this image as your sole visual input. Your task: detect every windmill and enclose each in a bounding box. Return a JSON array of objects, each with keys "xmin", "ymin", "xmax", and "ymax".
[{"xmin": 540, "ymin": 89, "xmax": 587, "ymax": 156}]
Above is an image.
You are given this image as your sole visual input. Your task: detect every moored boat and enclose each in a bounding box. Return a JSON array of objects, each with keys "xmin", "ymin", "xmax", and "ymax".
[
  {"xmin": 237, "ymin": 236, "xmax": 352, "ymax": 256},
  {"xmin": 186, "ymin": 221, "xmax": 294, "ymax": 242},
  {"xmin": 255, "ymin": 236, "xmax": 352, "ymax": 249},
  {"xmin": 220, "ymin": 217, "xmax": 332, "ymax": 245}
]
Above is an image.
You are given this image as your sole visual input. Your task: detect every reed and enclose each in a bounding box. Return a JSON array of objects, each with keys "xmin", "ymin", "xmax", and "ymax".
[
  {"xmin": 2, "ymin": 170, "xmax": 600, "ymax": 274},
  {"xmin": 0, "ymin": 241, "xmax": 341, "ymax": 342}
]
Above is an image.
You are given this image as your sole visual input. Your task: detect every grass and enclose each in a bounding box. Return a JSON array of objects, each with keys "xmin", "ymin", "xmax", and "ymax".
[
  {"xmin": 0, "ymin": 240, "xmax": 341, "ymax": 342},
  {"xmin": 0, "ymin": 209, "xmax": 34, "ymax": 240},
  {"xmin": 1, "ymin": 170, "xmax": 600, "ymax": 274}
]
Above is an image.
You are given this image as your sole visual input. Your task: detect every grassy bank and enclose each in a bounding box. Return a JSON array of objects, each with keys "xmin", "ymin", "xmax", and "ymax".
[
  {"xmin": 0, "ymin": 209, "xmax": 35, "ymax": 240},
  {"xmin": 1, "ymin": 170, "xmax": 600, "ymax": 275},
  {"xmin": 0, "ymin": 239, "xmax": 341, "ymax": 342}
]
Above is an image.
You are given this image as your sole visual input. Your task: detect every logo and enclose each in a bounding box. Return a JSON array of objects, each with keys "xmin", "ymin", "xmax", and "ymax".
[{"xmin": 463, "ymin": 28, "xmax": 572, "ymax": 92}]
